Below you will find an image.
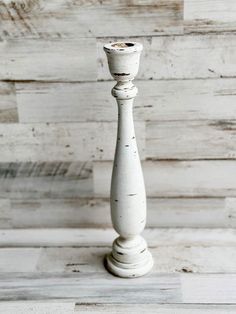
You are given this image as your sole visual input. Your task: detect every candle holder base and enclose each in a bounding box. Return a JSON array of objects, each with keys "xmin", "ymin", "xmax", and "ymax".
[{"xmin": 105, "ymin": 236, "xmax": 153, "ymax": 278}]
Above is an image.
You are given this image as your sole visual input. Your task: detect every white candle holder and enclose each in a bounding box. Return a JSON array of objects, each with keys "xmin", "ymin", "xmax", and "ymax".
[{"xmin": 103, "ymin": 42, "xmax": 153, "ymax": 278}]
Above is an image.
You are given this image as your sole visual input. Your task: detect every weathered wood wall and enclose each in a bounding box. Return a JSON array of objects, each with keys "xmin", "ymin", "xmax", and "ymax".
[{"xmin": 0, "ymin": 0, "xmax": 236, "ymax": 228}]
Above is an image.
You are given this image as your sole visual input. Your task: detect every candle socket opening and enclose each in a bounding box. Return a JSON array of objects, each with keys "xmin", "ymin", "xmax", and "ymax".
[{"xmin": 111, "ymin": 42, "xmax": 135, "ymax": 48}]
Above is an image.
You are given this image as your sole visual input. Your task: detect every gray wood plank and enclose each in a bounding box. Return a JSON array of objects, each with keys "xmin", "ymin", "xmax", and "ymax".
[
  {"xmin": 184, "ymin": 0, "xmax": 236, "ymax": 33},
  {"xmin": 94, "ymin": 161, "xmax": 236, "ymax": 197},
  {"xmin": 0, "ymin": 0, "xmax": 183, "ymax": 39},
  {"xmin": 0, "ymin": 272, "xmax": 236, "ymax": 303},
  {"xmin": 0, "ymin": 38, "xmax": 96, "ymax": 81},
  {"xmin": 98, "ymin": 35, "xmax": 236, "ymax": 80},
  {"xmin": 75, "ymin": 304, "xmax": 236, "ymax": 314},
  {"xmin": 0, "ymin": 162, "xmax": 93, "ymax": 199},
  {"xmin": 146, "ymin": 120, "xmax": 236, "ymax": 159},
  {"xmin": 0, "ymin": 272, "xmax": 181, "ymax": 303},
  {"xmin": 0, "ymin": 228, "xmax": 235, "ymax": 247},
  {"xmin": 1, "ymin": 197, "xmax": 235, "ymax": 228},
  {"xmin": 0, "ymin": 82, "xmax": 18, "ymax": 122},
  {"xmin": 16, "ymin": 78, "xmax": 236, "ymax": 122},
  {"xmin": 1, "ymin": 245, "xmax": 236, "ymax": 274},
  {"xmin": 0, "ymin": 122, "xmax": 145, "ymax": 162}
]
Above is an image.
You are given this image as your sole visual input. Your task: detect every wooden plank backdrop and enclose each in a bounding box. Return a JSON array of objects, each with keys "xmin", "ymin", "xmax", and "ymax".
[{"xmin": 0, "ymin": 0, "xmax": 236, "ymax": 229}]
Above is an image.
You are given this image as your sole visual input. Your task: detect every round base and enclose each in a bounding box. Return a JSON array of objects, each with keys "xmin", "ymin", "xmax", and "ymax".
[
  {"xmin": 105, "ymin": 236, "xmax": 153, "ymax": 278},
  {"xmin": 106, "ymin": 251, "xmax": 153, "ymax": 278}
]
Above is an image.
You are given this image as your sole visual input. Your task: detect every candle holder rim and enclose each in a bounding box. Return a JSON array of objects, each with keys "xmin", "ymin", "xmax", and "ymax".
[{"xmin": 103, "ymin": 42, "xmax": 143, "ymax": 54}]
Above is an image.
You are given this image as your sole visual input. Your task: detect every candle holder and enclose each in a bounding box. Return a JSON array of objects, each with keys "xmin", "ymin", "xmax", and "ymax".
[{"xmin": 103, "ymin": 42, "xmax": 153, "ymax": 278}]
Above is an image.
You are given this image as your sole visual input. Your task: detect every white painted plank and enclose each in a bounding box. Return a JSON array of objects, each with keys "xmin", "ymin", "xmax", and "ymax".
[
  {"xmin": 75, "ymin": 304, "xmax": 236, "ymax": 314},
  {"xmin": 147, "ymin": 197, "xmax": 234, "ymax": 228},
  {"xmin": 181, "ymin": 274, "xmax": 236, "ymax": 303},
  {"xmin": 0, "ymin": 122, "xmax": 145, "ymax": 162},
  {"xmin": 94, "ymin": 161, "xmax": 236, "ymax": 197},
  {"xmin": 0, "ymin": 272, "xmax": 181, "ymax": 303},
  {"xmin": 16, "ymin": 78, "xmax": 236, "ymax": 122},
  {"xmin": 0, "ymin": 0, "xmax": 183, "ymax": 39},
  {"xmin": 1, "ymin": 273, "xmax": 236, "ymax": 303},
  {"xmin": 7, "ymin": 198, "xmax": 111, "ymax": 228},
  {"xmin": 0, "ymin": 82, "xmax": 18, "ymax": 122},
  {"xmin": 0, "ymin": 248, "xmax": 40, "ymax": 272},
  {"xmin": 0, "ymin": 199, "xmax": 11, "ymax": 228},
  {"xmin": 185, "ymin": 0, "xmax": 236, "ymax": 21},
  {"xmin": 0, "ymin": 38, "xmax": 96, "ymax": 81},
  {"xmin": 98, "ymin": 35, "xmax": 236, "ymax": 80},
  {"xmin": 1, "ymin": 197, "xmax": 235, "ymax": 228},
  {"xmin": 1, "ymin": 245, "xmax": 236, "ymax": 274},
  {"xmin": 184, "ymin": 0, "xmax": 236, "ymax": 33},
  {"xmin": 16, "ymin": 81, "xmax": 117, "ymax": 123},
  {"xmin": 146, "ymin": 120, "xmax": 236, "ymax": 159},
  {"xmin": 0, "ymin": 228, "xmax": 235, "ymax": 247},
  {"xmin": 0, "ymin": 302, "xmax": 75, "ymax": 314}
]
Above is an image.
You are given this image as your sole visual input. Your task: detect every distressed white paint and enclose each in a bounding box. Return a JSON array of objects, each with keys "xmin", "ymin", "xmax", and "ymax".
[
  {"xmin": 0, "ymin": 39, "xmax": 96, "ymax": 81},
  {"xmin": 1, "ymin": 245, "xmax": 236, "ymax": 274},
  {"xmin": 184, "ymin": 0, "xmax": 236, "ymax": 33},
  {"xmin": 1, "ymin": 272, "xmax": 236, "ymax": 303},
  {"xmin": 0, "ymin": 122, "xmax": 145, "ymax": 162},
  {"xmin": 185, "ymin": 0, "xmax": 236, "ymax": 21},
  {"xmin": 94, "ymin": 161, "xmax": 236, "ymax": 197},
  {"xmin": 0, "ymin": 0, "xmax": 183, "ymax": 39},
  {"xmin": 98, "ymin": 35, "xmax": 236, "ymax": 80},
  {"xmin": 16, "ymin": 78, "xmax": 236, "ymax": 123},
  {"xmin": 1, "ymin": 228, "xmax": 236, "ymax": 247},
  {"xmin": 1, "ymin": 197, "xmax": 235, "ymax": 228},
  {"xmin": 103, "ymin": 42, "xmax": 153, "ymax": 277},
  {"xmin": 147, "ymin": 120, "xmax": 236, "ymax": 159}
]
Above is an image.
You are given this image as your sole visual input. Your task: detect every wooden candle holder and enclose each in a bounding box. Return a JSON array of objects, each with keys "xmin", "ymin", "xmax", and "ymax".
[{"xmin": 103, "ymin": 42, "xmax": 153, "ymax": 278}]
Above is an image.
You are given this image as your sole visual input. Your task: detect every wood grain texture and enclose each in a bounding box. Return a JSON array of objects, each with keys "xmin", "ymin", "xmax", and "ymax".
[
  {"xmin": 0, "ymin": 0, "xmax": 183, "ymax": 39},
  {"xmin": 181, "ymin": 274, "xmax": 236, "ymax": 303},
  {"xmin": 0, "ymin": 82, "xmax": 18, "ymax": 122},
  {"xmin": 98, "ymin": 35, "xmax": 236, "ymax": 80},
  {"xmin": 1, "ymin": 272, "xmax": 236, "ymax": 303},
  {"xmin": 75, "ymin": 304, "xmax": 236, "ymax": 314},
  {"xmin": 1, "ymin": 197, "xmax": 235, "ymax": 228},
  {"xmin": 0, "ymin": 272, "xmax": 181, "ymax": 303},
  {"xmin": 147, "ymin": 120, "xmax": 236, "ymax": 159},
  {"xmin": 16, "ymin": 78, "xmax": 236, "ymax": 122},
  {"xmin": 0, "ymin": 122, "xmax": 145, "ymax": 162},
  {"xmin": 0, "ymin": 118, "xmax": 234, "ymax": 162},
  {"xmin": 184, "ymin": 0, "xmax": 236, "ymax": 33},
  {"xmin": 94, "ymin": 161, "xmax": 236, "ymax": 197},
  {"xmin": 0, "ymin": 162, "xmax": 93, "ymax": 199},
  {"xmin": 1, "ymin": 228, "xmax": 235, "ymax": 247},
  {"xmin": 0, "ymin": 302, "xmax": 75, "ymax": 314},
  {"xmin": 0, "ymin": 38, "xmax": 96, "ymax": 81},
  {"xmin": 1, "ymin": 244, "xmax": 236, "ymax": 274}
]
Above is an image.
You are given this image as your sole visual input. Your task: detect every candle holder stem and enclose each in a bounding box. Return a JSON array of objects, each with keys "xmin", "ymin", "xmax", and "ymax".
[{"xmin": 103, "ymin": 42, "xmax": 153, "ymax": 278}]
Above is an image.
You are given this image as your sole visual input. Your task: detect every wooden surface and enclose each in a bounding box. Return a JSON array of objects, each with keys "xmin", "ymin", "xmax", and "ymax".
[
  {"xmin": 1, "ymin": 197, "xmax": 236, "ymax": 228},
  {"xmin": 0, "ymin": 228, "xmax": 236, "ymax": 311},
  {"xmin": 0, "ymin": 0, "xmax": 236, "ymax": 311},
  {"xmin": 0, "ymin": 0, "xmax": 236, "ymax": 229}
]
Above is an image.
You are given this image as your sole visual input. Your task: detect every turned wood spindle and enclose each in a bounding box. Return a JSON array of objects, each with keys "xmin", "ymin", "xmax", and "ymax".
[{"xmin": 103, "ymin": 42, "xmax": 153, "ymax": 278}]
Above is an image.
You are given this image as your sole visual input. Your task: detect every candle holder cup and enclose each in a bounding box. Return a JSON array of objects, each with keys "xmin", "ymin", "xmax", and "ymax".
[{"xmin": 103, "ymin": 42, "xmax": 153, "ymax": 278}]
